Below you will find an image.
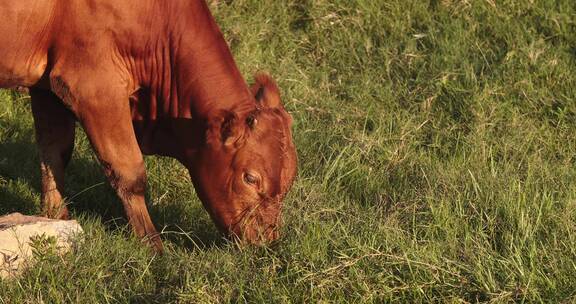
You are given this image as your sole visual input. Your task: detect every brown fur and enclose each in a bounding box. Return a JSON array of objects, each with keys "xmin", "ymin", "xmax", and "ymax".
[{"xmin": 0, "ymin": 0, "xmax": 297, "ymax": 253}]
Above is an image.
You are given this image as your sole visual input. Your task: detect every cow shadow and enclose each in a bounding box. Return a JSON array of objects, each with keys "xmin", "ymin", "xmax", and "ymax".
[{"xmin": 0, "ymin": 116, "xmax": 224, "ymax": 251}]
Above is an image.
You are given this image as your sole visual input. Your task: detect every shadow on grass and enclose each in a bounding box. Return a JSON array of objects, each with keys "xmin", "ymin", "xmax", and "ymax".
[
  {"xmin": 0, "ymin": 184, "xmax": 38, "ymax": 215},
  {"xmin": 0, "ymin": 117, "xmax": 224, "ymax": 251},
  {"xmin": 0, "ymin": 124, "xmax": 41, "ymax": 215}
]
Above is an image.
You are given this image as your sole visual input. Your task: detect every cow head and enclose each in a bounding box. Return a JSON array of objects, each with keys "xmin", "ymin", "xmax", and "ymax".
[{"xmin": 187, "ymin": 74, "xmax": 297, "ymax": 244}]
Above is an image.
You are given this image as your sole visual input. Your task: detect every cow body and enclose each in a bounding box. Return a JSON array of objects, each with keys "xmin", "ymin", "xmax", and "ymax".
[
  {"xmin": 0, "ymin": 0, "xmax": 251, "ymax": 115},
  {"xmin": 0, "ymin": 0, "xmax": 298, "ymax": 252},
  {"xmin": 0, "ymin": 0, "xmax": 53, "ymax": 87}
]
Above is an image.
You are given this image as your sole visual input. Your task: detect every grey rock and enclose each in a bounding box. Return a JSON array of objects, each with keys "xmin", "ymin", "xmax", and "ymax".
[{"xmin": 0, "ymin": 213, "xmax": 83, "ymax": 279}]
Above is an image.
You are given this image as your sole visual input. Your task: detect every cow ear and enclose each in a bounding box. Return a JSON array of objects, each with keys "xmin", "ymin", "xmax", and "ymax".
[
  {"xmin": 207, "ymin": 111, "xmax": 244, "ymax": 148},
  {"xmin": 251, "ymin": 73, "xmax": 281, "ymax": 108}
]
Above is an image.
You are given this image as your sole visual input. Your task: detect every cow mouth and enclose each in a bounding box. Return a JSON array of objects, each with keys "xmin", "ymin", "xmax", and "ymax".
[{"xmin": 228, "ymin": 203, "xmax": 280, "ymax": 244}]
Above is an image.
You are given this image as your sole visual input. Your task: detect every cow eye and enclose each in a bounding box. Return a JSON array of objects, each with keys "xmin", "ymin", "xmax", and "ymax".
[
  {"xmin": 246, "ymin": 116, "xmax": 257, "ymax": 129},
  {"xmin": 244, "ymin": 172, "xmax": 259, "ymax": 185}
]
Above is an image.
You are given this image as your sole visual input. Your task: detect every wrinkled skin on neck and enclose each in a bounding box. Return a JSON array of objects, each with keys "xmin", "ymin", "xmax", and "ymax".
[{"xmin": 187, "ymin": 74, "xmax": 297, "ymax": 244}]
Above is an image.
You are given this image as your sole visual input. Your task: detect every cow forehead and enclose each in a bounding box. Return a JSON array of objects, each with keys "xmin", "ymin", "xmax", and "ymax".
[
  {"xmin": 248, "ymin": 114, "xmax": 290, "ymax": 157},
  {"xmin": 250, "ymin": 110, "xmax": 291, "ymax": 139},
  {"xmin": 238, "ymin": 112, "xmax": 293, "ymax": 178}
]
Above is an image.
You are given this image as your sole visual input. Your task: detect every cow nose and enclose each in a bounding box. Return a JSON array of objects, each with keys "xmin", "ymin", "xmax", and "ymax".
[
  {"xmin": 239, "ymin": 225, "xmax": 279, "ymax": 245},
  {"xmin": 267, "ymin": 228, "xmax": 279, "ymax": 242}
]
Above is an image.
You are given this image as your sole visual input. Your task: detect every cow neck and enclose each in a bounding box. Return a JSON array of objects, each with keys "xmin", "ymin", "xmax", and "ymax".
[
  {"xmin": 166, "ymin": 0, "xmax": 256, "ymax": 121},
  {"xmin": 135, "ymin": 1, "xmax": 256, "ymax": 160}
]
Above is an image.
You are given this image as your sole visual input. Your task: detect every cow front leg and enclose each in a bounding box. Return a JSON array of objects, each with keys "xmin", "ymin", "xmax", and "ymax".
[
  {"xmin": 75, "ymin": 92, "xmax": 163, "ymax": 253},
  {"xmin": 30, "ymin": 88, "xmax": 75, "ymax": 220}
]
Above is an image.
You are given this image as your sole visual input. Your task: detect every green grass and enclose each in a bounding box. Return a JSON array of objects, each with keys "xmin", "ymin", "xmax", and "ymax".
[{"xmin": 1, "ymin": 0, "xmax": 576, "ymax": 302}]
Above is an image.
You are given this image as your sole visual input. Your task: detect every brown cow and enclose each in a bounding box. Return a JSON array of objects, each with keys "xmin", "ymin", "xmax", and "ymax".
[{"xmin": 0, "ymin": 0, "xmax": 297, "ymax": 253}]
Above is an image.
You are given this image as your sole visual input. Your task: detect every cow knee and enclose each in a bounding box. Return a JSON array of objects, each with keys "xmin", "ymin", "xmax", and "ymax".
[
  {"xmin": 104, "ymin": 160, "xmax": 147, "ymax": 198},
  {"xmin": 125, "ymin": 171, "xmax": 147, "ymax": 197}
]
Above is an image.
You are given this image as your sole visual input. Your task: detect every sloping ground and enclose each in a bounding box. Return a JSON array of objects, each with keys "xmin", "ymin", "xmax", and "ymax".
[{"xmin": 1, "ymin": 1, "xmax": 575, "ymax": 302}]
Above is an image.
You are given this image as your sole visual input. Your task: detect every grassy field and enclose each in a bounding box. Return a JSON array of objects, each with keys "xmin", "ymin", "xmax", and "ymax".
[{"xmin": 1, "ymin": 0, "xmax": 576, "ymax": 302}]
